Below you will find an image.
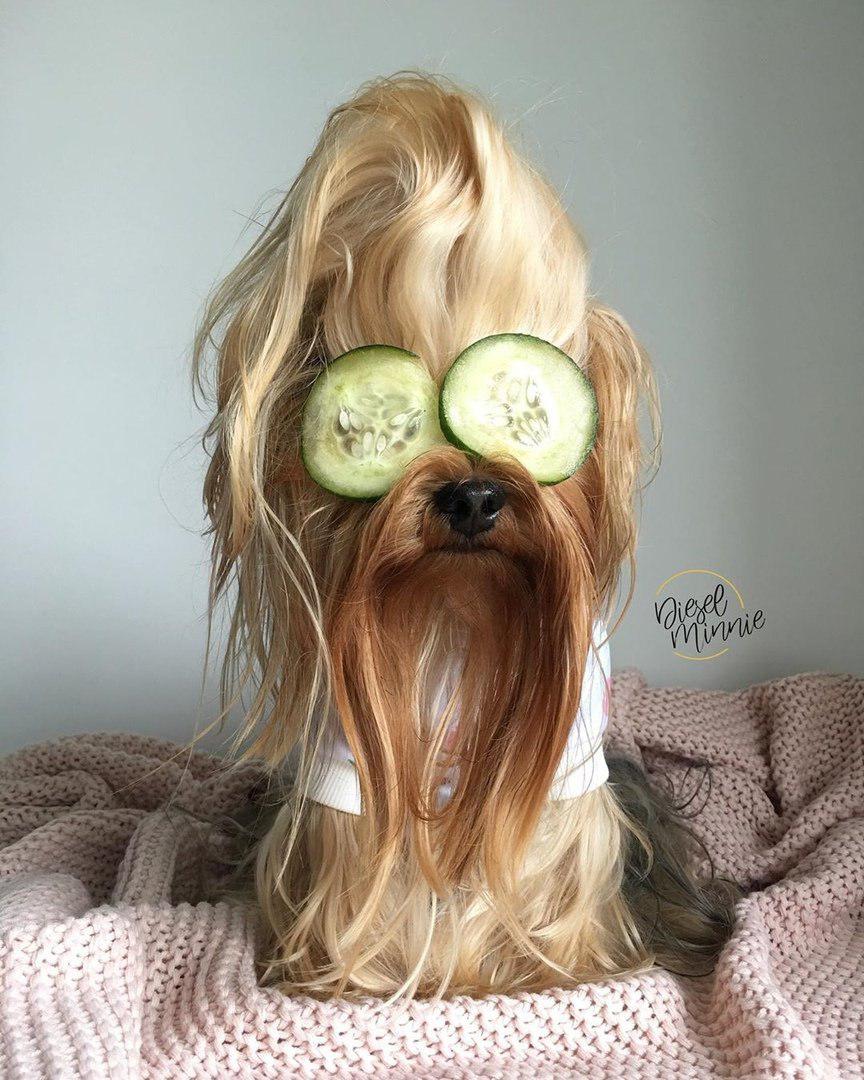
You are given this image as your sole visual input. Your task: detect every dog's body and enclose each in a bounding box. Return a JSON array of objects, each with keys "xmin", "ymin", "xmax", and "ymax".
[{"xmin": 194, "ymin": 72, "xmax": 738, "ymax": 999}]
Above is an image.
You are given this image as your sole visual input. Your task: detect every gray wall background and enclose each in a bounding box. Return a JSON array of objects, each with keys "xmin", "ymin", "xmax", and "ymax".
[{"xmin": 3, "ymin": 1, "xmax": 862, "ymax": 753}]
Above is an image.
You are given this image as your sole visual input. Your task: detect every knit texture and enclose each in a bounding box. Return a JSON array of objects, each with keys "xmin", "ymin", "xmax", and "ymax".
[{"xmin": 0, "ymin": 669, "xmax": 861, "ymax": 1078}]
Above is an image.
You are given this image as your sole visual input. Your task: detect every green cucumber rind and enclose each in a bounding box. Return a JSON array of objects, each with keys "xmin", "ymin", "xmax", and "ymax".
[
  {"xmin": 300, "ymin": 344, "xmax": 435, "ymax": 500},
  {"xmin": 439, "ymin": 333, "xmax": 599, "ymax": 485}
]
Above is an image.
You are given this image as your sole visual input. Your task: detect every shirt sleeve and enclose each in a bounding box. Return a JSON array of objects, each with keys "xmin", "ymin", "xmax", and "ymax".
[{"xmin": 547, "ymin": 618, "xmax": 611, "ymax": 801}]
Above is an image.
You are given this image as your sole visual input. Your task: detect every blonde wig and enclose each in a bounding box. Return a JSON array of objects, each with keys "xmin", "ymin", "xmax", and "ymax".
[{"xmin": 192, "ymin": 71, "xmax": 739, "ymax": 999}]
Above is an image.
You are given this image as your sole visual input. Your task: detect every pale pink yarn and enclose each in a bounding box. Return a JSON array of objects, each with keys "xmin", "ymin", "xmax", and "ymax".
[{"xmin": 1, "ymin": 669, "xmax": 862, "ymax": 1078}]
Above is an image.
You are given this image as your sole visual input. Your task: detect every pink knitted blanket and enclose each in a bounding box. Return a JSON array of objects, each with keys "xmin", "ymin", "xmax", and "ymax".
[{"xmin": 0, "ymin": 669, "xmax": 861, "ymax": 1078}]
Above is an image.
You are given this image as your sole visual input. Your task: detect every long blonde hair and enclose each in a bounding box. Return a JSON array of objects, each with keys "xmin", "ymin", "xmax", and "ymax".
[{"xmin": 191, "ymin": 71, "xmax": 735, "ymax": 999}]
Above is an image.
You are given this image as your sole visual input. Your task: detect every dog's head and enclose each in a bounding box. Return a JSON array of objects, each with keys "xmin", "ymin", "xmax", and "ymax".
[{"xmin": 194, "ymin": 73, "xmax": 659, "ymax": 889}]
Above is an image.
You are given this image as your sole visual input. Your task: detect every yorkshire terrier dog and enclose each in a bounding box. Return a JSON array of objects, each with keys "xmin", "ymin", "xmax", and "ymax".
[{"xmin": 192, "ymin": 72, "xmax": 738, "ymax": 1000}]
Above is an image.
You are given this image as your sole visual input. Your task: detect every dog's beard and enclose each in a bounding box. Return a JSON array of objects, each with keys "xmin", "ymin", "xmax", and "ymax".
[{"xmin": 325, "ymin": 447, "xmax": 596, "ymax": 894}]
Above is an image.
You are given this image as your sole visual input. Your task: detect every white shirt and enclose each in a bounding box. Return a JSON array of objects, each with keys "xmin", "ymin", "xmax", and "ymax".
[{"xmin": 305, "ymin": 619, "xmax": 611, "ymax": 814}]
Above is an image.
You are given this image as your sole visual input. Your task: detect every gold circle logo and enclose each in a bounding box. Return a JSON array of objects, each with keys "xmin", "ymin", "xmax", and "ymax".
[{"xmin": 654, "ymin": 569, "xmax": 764, "ymax": 660}]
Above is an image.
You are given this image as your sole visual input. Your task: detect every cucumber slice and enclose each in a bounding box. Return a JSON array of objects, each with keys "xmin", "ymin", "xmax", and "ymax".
[
  {"xmin": 301, "ymin": 345, "xmax": 444, "ymax": 499},
  {"xmin": 439, "ymin": 334, "xmax": 598, "ymax": 484}
]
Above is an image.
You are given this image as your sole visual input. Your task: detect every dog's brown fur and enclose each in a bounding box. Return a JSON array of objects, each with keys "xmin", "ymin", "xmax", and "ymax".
[{"xmin": 192, "ymin": 71, "xmax": 740, "ymax": 999}]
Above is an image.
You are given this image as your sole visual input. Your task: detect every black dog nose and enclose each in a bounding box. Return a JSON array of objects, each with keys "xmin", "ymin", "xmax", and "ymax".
[{"xmin": 434, "ymin": 479, "xmax": 507, "ymax": 538}]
